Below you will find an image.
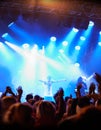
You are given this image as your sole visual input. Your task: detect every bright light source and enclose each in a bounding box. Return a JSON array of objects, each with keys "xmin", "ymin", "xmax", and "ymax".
[
  {"xmin": 8, "ymin": 22, "xmax": 14, "ymax": 27},
  {"xmin": 89, "ymin": 21, "xmax": 94, "ymax": 26},
  {"xmin": 62, "ymin": 41, "xmax": 68, "ymax": 46},
  {"xmin": 22, "ymin": 43, "xmax": 30, "ymax": 49},
  {"xmin": 99, "ymin": 31, "xmax": 101, "ymax": 35},
  {"xmin": 74, "ymin": 63, "xmax": 80, "ymax": 67},
  {"xmin": 50, "ymin": 36, "xmax": 56, "ymax": 42},
  {"xmin": 98, "ymin": 42, "xmax": 101, "ymax": 46},
  {"xmin": 59, "ymin": 49, "xmax": 64, "ymax": 53},
  {"xmin": 73, "ymin": 28, "xmax": 79, "ymax": 32},
  {"xmin": 80, "ymin": 36, "xmax": 86, "ymax": 41},
  {"xmin": 2, "ymin": 33, "xmax": 8, "ymax": 38},
  {"xmin": 75, "ymin": 45, "xmax": 80, "ymax": 50}
]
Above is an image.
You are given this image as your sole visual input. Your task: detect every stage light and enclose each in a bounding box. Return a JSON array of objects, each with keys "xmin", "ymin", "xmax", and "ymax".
[
  {"xmin": 75, "ymin": 45, "xmax": 80, "ymax": 50},
  {"xmin": 8, "ymin": 22, "xmax": 14, "ymax": 27},
  {"xmin": 2, "ymin": 33, "xmax": 8, "ymax": 38},
  {"xmin": 89, "ymin": 21, "xmax": 94, "ymax": 27},
  {"xmin": 98, "ymin": 42, "xmax": 101, "ymax": 46},
  {"xmin": 59, "ymin": 49, "xmax": 64, "ymax": 53},
  {"xmin": 22, "ymin": 43, "xmax": 30, "ymax": 49},
  {"xmin": 62, "ymin": 41, "xmax": 68, "ymax": 46},
  {"xmin": 74, "ymin": 63, "xmax": 80, "ymax": 67},
  {"xmin": 99, "ymin": 31, "xmax": 101, "ymax": 35},
  {"xmin": 80, "ymin": 36, "xmax": 86, "ymax": 41},
  {"xmin": 50, "ymin": 36, "xmax": 56, "ymax": 42},
  {"xmin": 73, "ymin": 27, "xmax": 79, "ymax": 32}
]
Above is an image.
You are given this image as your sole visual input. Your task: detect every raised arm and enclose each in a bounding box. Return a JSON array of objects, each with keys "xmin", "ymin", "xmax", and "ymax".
[
  {"xmin": 54, "ymin": 79, "xmax": 67, "ymax": 83},
  {"xmin": 39, "ymin": 80, "xmax": 47, "ymax": 84}
]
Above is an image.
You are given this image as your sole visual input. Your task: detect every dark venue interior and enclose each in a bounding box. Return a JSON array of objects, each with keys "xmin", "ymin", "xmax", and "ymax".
[
  {"xmin": 0, "ymin": 0, "xmax": 101, "ymax": 101},
  {"xmin": 1, "ymin": 0, "xmax": 101, "ymax": 130}
]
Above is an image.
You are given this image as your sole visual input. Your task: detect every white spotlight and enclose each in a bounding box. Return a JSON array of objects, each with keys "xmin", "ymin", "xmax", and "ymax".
[
  {"xmin": 99, "ymin": 31, "xmax": 101, "ymax": 35},
  {"xmin": 74, "ymin": 63, "xmax": 80, "ymax": 67},
  {"xmin": 2, "ymin": 33, "xmax": 8, "ymax": 38},
  {"xmin": 80, "ymin": 36, "xmax": 86, "ymax": 41},
  {"xmin": 22, "ymin": 43, "xmax": 30, "ymax": 49},
  {"xmin": 89, "ymin": 21, "xmax": 94, "ymax": 26},
  {"xmin": 75, "ymin": 45, "xmax": 80, "ymax": 50},
  {"xmin": 8, "ymin": 22, "xmax": 14, "ymax": 27},
  {"xmin": 98, "ymin": 42, "xmax": 101, "ymax": 46},
  {"xmin": 73, "ymin": 27, "xmax": 79, "ymax": 32},
  {"xmin": 62, "ymin": 41, "xmax": 68, "ymax": 46},
  {"xmin": 59, "ymin": 49, "xmax": 64, "ymax": 53},
  {"xmin": 50, "ymin": 36, "xmax": 56, "ymax": 42}
]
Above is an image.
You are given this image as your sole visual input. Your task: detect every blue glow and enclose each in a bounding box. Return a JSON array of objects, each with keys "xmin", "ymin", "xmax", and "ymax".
[
  {"xmin": 2, "ymin": 33, "xmax": 8, "ymax": 38},
  {"xmin": 9, "ymin": 23, "xmax": 33, "ymax": 42},
  {"xmin": 0, "ymin": 11, "xmax": 101, "ymax": 102},
  {"xmin": 88, "ymin": 43, "xmax": 101, "ymax": 74},
  {"xmin": 2, "ymin": 33, "xmax": 18, "ymax": 44},
  {"xmin": 8, "ymin": 22, "xmax": 14, "ymax": 27},
  {"xmin": 60, "ymin": 28, "xmax": 79, "ymax": 55},
  {"xmin": 98, "ymin": 31, "xmax": 101, "ymax": 43},
  {"xmin": 65, "ymin": 28, "xmax": 78, "ymax": 43},
  {"xmin": 58, "ymin": 41, "xmax": 68, "ymax": 53}
]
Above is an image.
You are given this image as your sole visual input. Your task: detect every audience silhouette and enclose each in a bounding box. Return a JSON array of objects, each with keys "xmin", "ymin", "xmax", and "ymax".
[{"xmin": 0, "ymin": 72, "xmax": 101, "ymax": 130}]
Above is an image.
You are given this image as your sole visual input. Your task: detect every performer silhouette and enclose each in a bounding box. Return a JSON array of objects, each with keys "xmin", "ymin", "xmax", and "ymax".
[
  {"xmin": 76, "ymin": 76, "xmax": 87, "ymax": 97},
  {"xmin": 39, "ymin": 75, "xmax": 67, "ymax": 96}
]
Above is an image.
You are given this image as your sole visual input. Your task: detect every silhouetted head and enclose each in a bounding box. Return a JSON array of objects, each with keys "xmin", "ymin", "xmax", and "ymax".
[{"xmin": 47, "ymin": 76, "xmax": 52, "ymax": 81}]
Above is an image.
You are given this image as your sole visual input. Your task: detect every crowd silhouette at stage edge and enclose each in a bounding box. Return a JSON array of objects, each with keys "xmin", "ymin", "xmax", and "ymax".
[{"xmin": 0, "ymin": 72, "xmax": 101, "ymax": 130}]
